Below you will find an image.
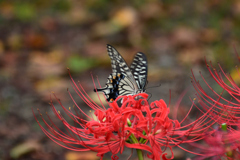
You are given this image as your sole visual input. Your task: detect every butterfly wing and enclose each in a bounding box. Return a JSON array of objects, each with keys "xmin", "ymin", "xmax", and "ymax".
[
  {"xmin": 106, "ymin": 44, "xmax": 138, "ymax": 91},
  {"xmin": 94, "ymin": 45, "xmax": 139, "ymax": 102},
  {"xmin": 130, "ymin": 52, "xmax": 148, "ymax": 91}
]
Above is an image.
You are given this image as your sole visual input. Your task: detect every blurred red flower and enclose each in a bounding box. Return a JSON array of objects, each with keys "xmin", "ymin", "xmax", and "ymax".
[
  {"xmin": 190, "ymin": 59, "xmax": 240, "ymax": 159},
  {"xmin": 34, "ymin": 71, "xmax": 217, "ymax": 160},
  {"xmin": 191, "ymin": 60, "xmax": 240, "ymax": 126}
]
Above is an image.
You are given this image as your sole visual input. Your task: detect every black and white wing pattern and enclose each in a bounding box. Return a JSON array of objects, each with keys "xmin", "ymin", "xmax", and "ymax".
[
  {"xmin": 94, "ymin": 44, "xmax": 148, "ymax": 102},
  {"xmin": 107, "ymin": 44, "xmax": 137, "ymax": 84},
  {"xmin": 130, "ymin": 52, "xmax": 148, "ymax": 91}
]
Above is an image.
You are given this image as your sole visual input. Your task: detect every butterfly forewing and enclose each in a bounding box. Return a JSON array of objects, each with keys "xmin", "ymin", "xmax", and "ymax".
[
  {"xmin": 130, "ymin": 52, "xmax": 148, "ymax": 91},
  {"xmin": 107, "ymin": 45, "xmax": 137, "ymax": 86}
]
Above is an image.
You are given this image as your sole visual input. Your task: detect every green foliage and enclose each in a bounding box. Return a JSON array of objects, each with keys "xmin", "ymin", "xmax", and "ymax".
[
  {"xmin": 52, "ymin": 0, "xmax": 71, "ymax": 12},
  {"xmin": 212, "ymin": 44, "xmax": 235, "ymax": 70},
  {"xmin": 66, "ymin": 55, "xmax": 97, "ymax": 73},
  {"xmin": 13, "ymin": 3, "xmax": 36, "ymax": 21}
]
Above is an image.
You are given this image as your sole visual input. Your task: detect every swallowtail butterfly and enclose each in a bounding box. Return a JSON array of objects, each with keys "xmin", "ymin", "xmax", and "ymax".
[{"xmin": 94, "ymin": 44, "xmax": 148, "ymax": 102}]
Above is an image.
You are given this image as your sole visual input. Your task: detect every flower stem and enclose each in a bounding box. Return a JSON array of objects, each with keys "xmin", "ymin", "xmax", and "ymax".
[
  {"xmin": 129, "ymin": 133, "xmax": 143, "ymax": 160},
  {"xmin": 136, "ymin": 149, "xmax": 144, "ymax": 160},
  {"xmin": 221, "ymin": 123, "xmax": 227, "ymax": 131},
  {"xmin": 127, "ymin": 119, "xmax": 144, "ymax": 160}
]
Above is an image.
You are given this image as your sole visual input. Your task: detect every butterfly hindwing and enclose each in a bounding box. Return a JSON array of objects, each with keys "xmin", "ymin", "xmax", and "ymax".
[{"xmin": 130, "ymin": 52, "xmax": 148, "ymax": 91}]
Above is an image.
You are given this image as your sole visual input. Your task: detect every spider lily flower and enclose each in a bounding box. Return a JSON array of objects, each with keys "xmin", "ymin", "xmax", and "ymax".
[
  {"xmin": 190, "ymin": 59, "xmax": 240, "ymax": 159},
  {"xmin": 223, "ymin": 124, "xmax": 240, "ymax": 159},
  {"xmin": 33, "ymin": 70, "xmax": 218, "ymax": 160},
  {"xmin": 190, "ymin": 123, "xmax": 240, "ymax": 160},
  {"xmin": 191, "ymin": 60, "xmax": 240, "ymax": 126}
]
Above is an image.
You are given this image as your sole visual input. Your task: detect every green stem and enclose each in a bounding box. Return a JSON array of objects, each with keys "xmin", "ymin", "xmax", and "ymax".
[
  {"xmin": 221, "ymin": 123, "xmax": 233, "ymax": 158},
  {"xmin": 136, "ymin": 149, "xmax": 144, "ymax": 160},
  {"xmin": 129, "ymin": 134, "xmax": 143, "ymax": 160},
  {"xmin": 221, "ymin": 123, "xmax": 227, "ymax": 131},
  {"xmin": 127, "ymin": 119, "xmax": 144, "ymax": 160}
]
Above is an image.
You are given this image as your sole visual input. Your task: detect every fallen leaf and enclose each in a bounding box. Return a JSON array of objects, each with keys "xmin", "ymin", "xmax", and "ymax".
[
  {"xmin": 111, "ymin": 7, "xmax": 137, "ymax": 27},
  {"xmin": 233, "ymin": 1, "xmax": 240, "ymax": 14},
  {"xmin": 34, "ymin": 77, "xmax": 69, "ymax": 101},
  {"xmin": 24, "ymin": 31, "xmax": 47, "ymax": 49},
  {"xmin": 171, "ymin": 27, "xmax": 198, "ymax": 47},
  {"xmin": 177, "ymin": 47, "xmax": 205, "ymax": 65},
  {"xmin": 93, "ymin": 7, "xmax": 137, "ymax": 36},
  {"xmin": 10, "ymin": 140, "xmax": 41, "ymax": 159},
  {"xmin": 200, "ymin": 28, "xmax": 219, "ymax": 43},
  {"xmin": 65, "ymin": 151, "xmax": 99, "ymax": 160},
  {"xmin": 28, "ymin": 50, "xmax": 65, "ymax": 78}
]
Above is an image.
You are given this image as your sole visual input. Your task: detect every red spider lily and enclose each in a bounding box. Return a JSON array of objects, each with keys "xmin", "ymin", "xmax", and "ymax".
[
  {"xmin": 191, "ymin": 60, "xmax": 240, "ymax": 126},
  {"xmin": 225, "ymin": 129, "xmax": 240, "ymax": 159},
  {"xmin": 33, "ymin": 70, "xmax": 219, "ymax": 160},
  {"xmin": 189, "ymin": 123, "xmax": 240, "ymax": 160},
  {"xmin": 190, "ymin": 59, "xmax": 240, "ymax": 159},
  {"xmin": 193, "ymin": 129, "xmax": 229, "ymax": 160}
]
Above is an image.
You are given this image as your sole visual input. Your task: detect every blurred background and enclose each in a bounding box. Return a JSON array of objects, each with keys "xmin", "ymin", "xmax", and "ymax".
[{"xmin": 0, "ymin": 0, "xmax": 240, "ymax": 160}]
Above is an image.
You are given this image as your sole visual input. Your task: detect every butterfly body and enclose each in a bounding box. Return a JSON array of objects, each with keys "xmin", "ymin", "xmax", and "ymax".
[{"xmin": 94, "ymin": 45, "xmax": 148, "ymax": 102}]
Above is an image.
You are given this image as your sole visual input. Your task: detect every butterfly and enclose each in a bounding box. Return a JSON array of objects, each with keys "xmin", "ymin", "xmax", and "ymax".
[{"xmin": 94, "ymin": 44, "xmax": 148, "ymax": 102}]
